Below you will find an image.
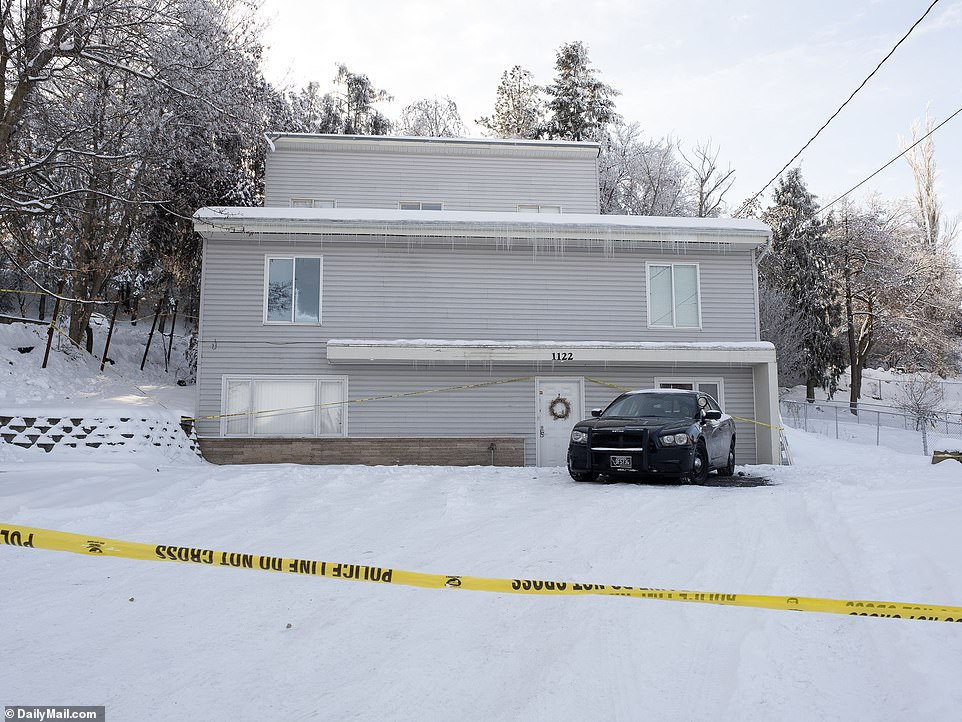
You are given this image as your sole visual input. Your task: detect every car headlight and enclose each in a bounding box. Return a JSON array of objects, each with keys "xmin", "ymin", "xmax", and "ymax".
[
  {"xmin": 570, "ymin": 429, "xmax": 587, "ymax": 444},
  {"xmin": 660, "ymin": 433, "xmax": 691, "ymax": 446}
]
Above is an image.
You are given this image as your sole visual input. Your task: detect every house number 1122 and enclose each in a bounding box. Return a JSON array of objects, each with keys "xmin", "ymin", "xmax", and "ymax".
[{"xmin": 551, "ymin": 352, "xmax": 574, "ymax": 361}]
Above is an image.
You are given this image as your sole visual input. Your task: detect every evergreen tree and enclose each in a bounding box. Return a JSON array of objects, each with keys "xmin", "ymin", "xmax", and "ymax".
[
  {"xmin": 477, "ymin": 65, "xmax": 544, "ymax": 139},
  {"xmin": 760, "ymin": 169, "xmax": 845, "ymax": 401},
  {"xmin": 543, "ymin": 41, "xmax": 620, "ymax": 141}
]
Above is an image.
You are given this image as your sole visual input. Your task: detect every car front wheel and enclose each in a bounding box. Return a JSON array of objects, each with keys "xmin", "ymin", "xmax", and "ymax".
[{"xmin": 687, "ymin": 443, "xmax": 709, "ymax": 484}]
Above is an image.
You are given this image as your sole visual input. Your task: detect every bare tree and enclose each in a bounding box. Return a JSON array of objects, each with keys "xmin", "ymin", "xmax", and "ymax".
[
  {"xmin": 1, "ymin": 0, "xmax": 271, "ymax": 345},
  {"xmin": 599, "ymin": 122, "xmax": 692, "ymax": 216},
  {"xmin": 901, "ymin": 114, "xmax": 942, "ymax": 251},
  {"xmin": 679, "ymin": 140, "xmax": 735, "ymax": 217},
  {"xmin": 895, "ymin": 373, "xmax": 945, "ymax": 455},
  {"xmin": 825, "ymin": 199, "xmax": 962, "ymax": 415},
  {"xmin": 825, "ymin": 201, "xmax": 899, "ymax": 415},
  {"xmin": 287, "ymin": 64, "xmax": 393, "ymax": 136},
  {"xmin": 398, "ymin": 96, "xmax": 465, "ymax": 138},
  {"xmin": 758, "ymin": 285, "xmax": 807, "ymax": 387}
]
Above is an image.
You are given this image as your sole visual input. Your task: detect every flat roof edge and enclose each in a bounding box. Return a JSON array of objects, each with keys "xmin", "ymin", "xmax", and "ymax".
[
  {"xmin": 265, "ymin": 132, "xmax": 601, "ymax": 153},
  {"xmin": 193, "ymin": 207, "xmax": 771, "ymax": 241}
]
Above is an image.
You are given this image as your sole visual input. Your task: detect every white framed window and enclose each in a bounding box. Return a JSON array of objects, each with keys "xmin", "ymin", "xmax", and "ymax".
[
  {"xmin": 221, "ymin": 375, "xmax": 348, "ymax": 437},
  {"xmin": 654, "ymin": 377, "xmax": 725, "ymax": 407},
  {"xmin": 399, "ymin": 201, "xmax": 443, "ymax": 211},
  {"xmin": 647, "ymin": 262, "xmax": 701, "ymax": 328},
  {"xmin": 290, "ymin": 199, "xmax": 336, "ymax": 208},
  {"xmin": 264, "ymin": 256, "xmax": 322, "ymax": 325},
  {"xmin": 518, "ymin": 204, "xmax": 562, "ymax": 214}
]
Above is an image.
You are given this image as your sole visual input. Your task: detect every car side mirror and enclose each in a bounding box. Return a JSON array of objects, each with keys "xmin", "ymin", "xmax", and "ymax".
[
  {"xmin": 703, "ymin": 409, "xmax": 722, "ymax": 421},
  {"xmin": 591, "ymin": 408, "xmax": 603, "ymax": 418}
]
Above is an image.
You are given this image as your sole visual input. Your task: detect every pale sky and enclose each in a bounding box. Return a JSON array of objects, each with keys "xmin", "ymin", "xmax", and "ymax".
[{"xmin": 257, "ymin": 0, "xmax": 962, "ymax": 229}]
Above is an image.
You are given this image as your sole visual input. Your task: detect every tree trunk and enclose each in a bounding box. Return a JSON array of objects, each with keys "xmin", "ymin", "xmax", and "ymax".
[
  {"xmin": 68, "ymin": 302, "xmax": 95, "ymax": 353},
  {"xmin": 843, "ymin": 257, "xmax": 859, "ymax": 416},
  {"xmin": 849, "ymin": 364, "xmax": 862, "ymax": 416},
  {"xmin": 806, "ymin": 378, "xmax": 816, "ymax": 403}
]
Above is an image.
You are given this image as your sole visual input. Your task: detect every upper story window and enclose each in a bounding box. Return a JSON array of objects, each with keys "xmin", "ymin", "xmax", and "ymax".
[
  {"xmin": 647, "ymin": 263, "xmax": 701, "ymax": 328},
  {"xmin": 265, "ymin": 256, "xmax": 322, "ymax": 324},
  {"xmin": 399, "ymin": 201, "xmax": 443, "ymax": 211},
  {"xmin": 291, "ymin": 199, "xmax": 336, "ymax": 208},
  {"xmin": 518, "ymin": 204, "xmax": 562, "ymax": 213}
]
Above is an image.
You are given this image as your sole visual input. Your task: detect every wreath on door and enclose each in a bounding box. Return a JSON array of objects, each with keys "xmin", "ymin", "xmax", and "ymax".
[{"xmin": 548, "ymin": 395, "xmax": 571, "ymax": 420}]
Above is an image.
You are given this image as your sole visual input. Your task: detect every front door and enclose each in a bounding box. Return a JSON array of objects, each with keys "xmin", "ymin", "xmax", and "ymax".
[{"xmin": 536, "ymin": 377, "xmax": 584, "ymax": 467}]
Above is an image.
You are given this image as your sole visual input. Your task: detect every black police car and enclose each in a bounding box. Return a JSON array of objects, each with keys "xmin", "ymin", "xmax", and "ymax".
[{"xmin": 567, "ymin": 389, "xmax": 736, "ymax": 483}]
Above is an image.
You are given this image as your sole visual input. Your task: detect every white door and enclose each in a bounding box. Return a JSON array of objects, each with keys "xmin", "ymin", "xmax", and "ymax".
[{"xmin": 536, "ymin": 377, "xmax": 584, "ymax": 467}]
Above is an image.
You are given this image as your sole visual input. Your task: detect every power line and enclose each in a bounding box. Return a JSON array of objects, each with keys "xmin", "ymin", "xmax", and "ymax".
[
  {"xmin": 735, "ymin": 0, "xmax": 943, "ymax": 217},
  {"xmin": 818, "ymin": 103, "xmax": 962, "ymax": 215}
]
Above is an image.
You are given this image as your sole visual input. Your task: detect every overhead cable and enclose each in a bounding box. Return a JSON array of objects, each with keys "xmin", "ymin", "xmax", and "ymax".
[{"xmin": 735, "ymin": 0, "xmax": 943, "ymax": 216}]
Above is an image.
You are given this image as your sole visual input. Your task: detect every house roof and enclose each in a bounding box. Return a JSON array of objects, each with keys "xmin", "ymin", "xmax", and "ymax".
[
  {"xmin": 193, "ymin": 207, "xmax": 771, "ymax": 246},
  {"xmin": 265, "ymin": 132, "xmax": 602, "ymax": 156},
  {"xmin": 324, "ymin": 339, "xmax": 777, "ymax": 365}
]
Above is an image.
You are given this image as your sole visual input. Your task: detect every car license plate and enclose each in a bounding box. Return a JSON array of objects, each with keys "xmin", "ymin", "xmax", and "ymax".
[{"xmin": 610, "ymin": 455, "xmax": 633, "ymax": 469}]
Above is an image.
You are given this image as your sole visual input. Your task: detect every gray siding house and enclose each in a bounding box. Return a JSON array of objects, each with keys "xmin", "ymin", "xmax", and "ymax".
[{"xmin": 193, "ymin": 134, "xmax": 780, "ymax": 467}]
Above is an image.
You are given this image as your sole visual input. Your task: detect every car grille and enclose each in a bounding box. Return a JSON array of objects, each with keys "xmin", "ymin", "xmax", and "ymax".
[{"xmin": 590, "ymin": 429, "xmax": 649, "ymax": 450}]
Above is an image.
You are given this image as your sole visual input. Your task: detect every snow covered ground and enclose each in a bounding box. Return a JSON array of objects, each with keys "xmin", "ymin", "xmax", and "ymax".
[
  {"xmin": 780, "ymin": 365, "xmax": 962, "ymax": 456},
  {"xmin": 2, "ymin": 320, "xmax": 962, "ymax": 720},
  {"xmin": 0, "ymin": 314, "xmax": 194, "ymax": 417},
  {"xmin": 782, "ymin": 365, "xmax": 962, "ymax": 418},
  {"xmin": 2, "ymin": 434, "xmax": 962, "ymax": 720}
]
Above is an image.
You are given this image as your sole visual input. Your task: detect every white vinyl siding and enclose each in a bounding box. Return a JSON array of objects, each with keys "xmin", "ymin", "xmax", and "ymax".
[
  {"xmin": 222, "ymin": 375, "xmax": 348, "ymax": 437},
  {"xmin": 196, "ymin": 238, "xmax": 765, "ymax": 460},
  {"xmin": 264, "ymin": 256, "xmax": 322, "ymax": 325},
  {"xmin": 263, "ymin": 138, "xmax": 601, "ymax": 213},
  {"xmin": 647, "ymin": 263, "xmax": 701, "ymax": 329}
]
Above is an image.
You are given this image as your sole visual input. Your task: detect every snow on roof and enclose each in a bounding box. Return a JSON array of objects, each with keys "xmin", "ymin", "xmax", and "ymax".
[
  {"xmin": 266, "ymin": 132, "xmax": 601, "ymax": 152},
  {"xmin": 194, "ymin": 206, "xmax": 771, "ymax": 239},
  {"xmin": 328, "ymin": 339, "xmax": 775, "ymax": 351}
]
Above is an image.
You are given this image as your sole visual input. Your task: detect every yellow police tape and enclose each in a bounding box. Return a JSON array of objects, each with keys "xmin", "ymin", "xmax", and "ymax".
[
  {"xmin": 182, "ymin": 375, "xmax": 536, "ymax": 423},
  {"xmin": 2, "ymin": 523, "xmax": 960, "ymax": 623},
  {"xmin": 585, "ymin": 377, "xmax": 783, "ymax": 430},
  {"xmin": 0, "ymin": 288, "xmax": 49, "ymax": 296},
  {"xmin": 730, "ymin": 415, "xmax": 784, "ymax": 431}
]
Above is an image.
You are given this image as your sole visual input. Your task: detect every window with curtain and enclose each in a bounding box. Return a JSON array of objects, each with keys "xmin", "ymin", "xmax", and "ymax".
[
  {"xmin": 222, "ymin": 376, "xmax": 347, "ymax": 437},
  {"xmin": 265, "ymin": 256, "xmax": 322, "ymax": 324},
  {"xmin": 655, "ymin": 377, "xmax": 724, "ymax": 406},
  {"xmin": 647, "ymin": 263, "xmax": 701, "ymax": 328}
]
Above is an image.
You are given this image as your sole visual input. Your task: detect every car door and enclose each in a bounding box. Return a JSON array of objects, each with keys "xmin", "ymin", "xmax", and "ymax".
[
  {"xmin": 700, "ymin": 394, "xmax": 725, "ymax": 465},
  {"xmin": 707, "ymin": 395, "xmax": 733, "ymax": 465}
]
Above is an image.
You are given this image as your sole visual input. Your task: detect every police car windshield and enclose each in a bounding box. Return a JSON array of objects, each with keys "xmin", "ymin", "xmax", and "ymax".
[{"xmin": 602, "ymin": 393, "xmax": 698, "ymax": 420}]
